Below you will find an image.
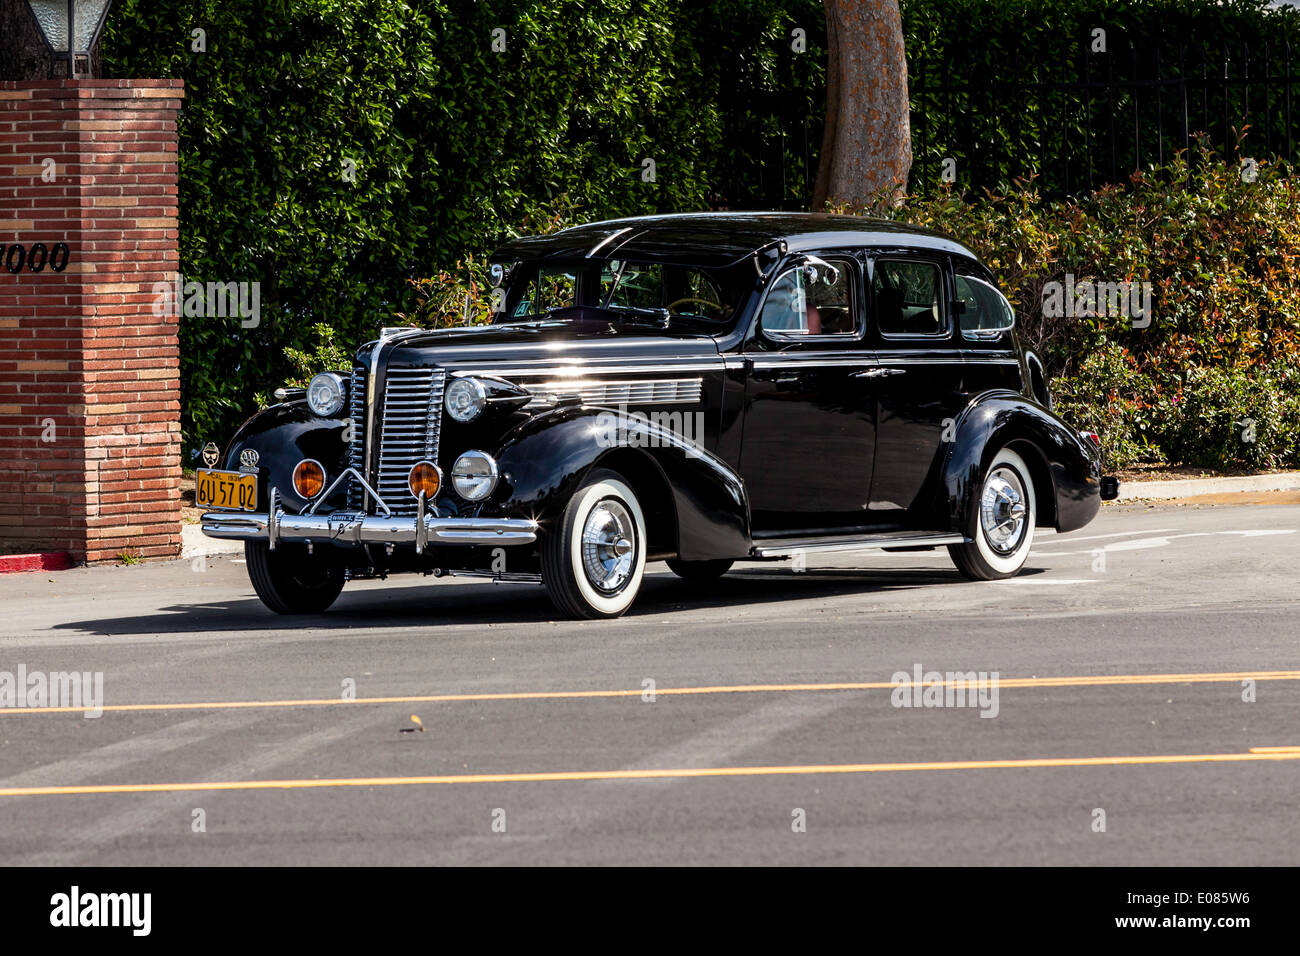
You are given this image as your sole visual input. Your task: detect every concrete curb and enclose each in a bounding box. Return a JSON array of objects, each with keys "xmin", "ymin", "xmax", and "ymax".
[
  {"xmin": 1115, "ymin": 470, "xmax": 1300, "ymax": 501},
  {"xmin": 0, "ymin": 552, "xmax": 75, "ymax": 574},
  {"xmin": 181, "ymin": 523, "xmax": 242, "ymax": 559}
]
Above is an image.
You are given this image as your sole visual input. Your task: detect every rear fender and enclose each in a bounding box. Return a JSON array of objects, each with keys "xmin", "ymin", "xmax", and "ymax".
[{"xmin": 943, "ymin": 392, "xmax": 1102, "ymax": 535}]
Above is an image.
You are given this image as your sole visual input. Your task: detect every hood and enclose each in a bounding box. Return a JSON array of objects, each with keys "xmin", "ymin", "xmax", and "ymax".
[{"xmin": 357, "ymin": 320, "xmax": 722, "ymax": 372}]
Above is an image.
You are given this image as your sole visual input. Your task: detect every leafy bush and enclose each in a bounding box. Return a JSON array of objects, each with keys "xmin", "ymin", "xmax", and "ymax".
[
  {"xmin": 870, "ymin": 143, "xmax": 1300, "ymax": 470},
  {"xmin": 1156, "ymin": 366, "xmax": 1300, "ymax": 469},
  {"xmin": 283, "ymin": 323, "xmax": 351, "ymax": 389}
]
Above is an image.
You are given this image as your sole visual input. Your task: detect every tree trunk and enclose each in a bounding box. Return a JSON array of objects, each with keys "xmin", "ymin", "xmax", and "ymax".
[{"xmin": 812, "ymin": 0, "xmax": 912, "ymax": 211}]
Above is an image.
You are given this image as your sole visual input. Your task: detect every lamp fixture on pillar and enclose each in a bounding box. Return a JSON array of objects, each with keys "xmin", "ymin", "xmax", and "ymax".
[{"xmin": 23, "ymin": 0, "xmax": 113, "ymax": 78}]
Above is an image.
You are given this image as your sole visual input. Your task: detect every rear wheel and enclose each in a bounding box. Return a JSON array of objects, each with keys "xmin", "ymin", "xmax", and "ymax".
[
  {"xmin": 666, "ymin": 558, "xmax": 733, "ymax": 581},
  {"xmin": 948, "ymin": 447, "xmax": 1037, "ymax": 580},
  {"xmin": 245, "ymin": 540, "xmax": 345, "ymax": 614},
  {"xmin": 541, "ymin": 469, "xmax": 647, "ymax": 619}
]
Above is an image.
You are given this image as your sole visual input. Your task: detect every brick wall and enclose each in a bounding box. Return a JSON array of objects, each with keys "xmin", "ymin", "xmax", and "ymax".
[{"xmin": 0, "ymin": 79, "xmax": 184, "ymax": 563}]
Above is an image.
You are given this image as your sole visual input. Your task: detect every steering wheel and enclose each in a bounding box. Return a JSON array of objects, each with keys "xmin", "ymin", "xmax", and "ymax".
[{"xmin": 665, "ymin": 296, "xmax": 718, "ymax": 315}]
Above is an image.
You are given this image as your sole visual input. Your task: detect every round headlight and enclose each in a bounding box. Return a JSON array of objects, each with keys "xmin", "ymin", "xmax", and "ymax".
[
  {"xmin": 445, "ymin": 377, "xmax": 487, "ymax": 422},
  {"xmin": 306, "ymin": 372, "xmax": 345, "ymax": 417},
  {"xmin": 451, "ymin": 451, "xmax": 499, "ymax": 501}
]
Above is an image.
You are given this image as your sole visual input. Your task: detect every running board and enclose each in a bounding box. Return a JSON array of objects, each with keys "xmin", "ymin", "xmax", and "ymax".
[{"xmin": 750, "ymin": 532, "xmax": 968, "ymax": 559}]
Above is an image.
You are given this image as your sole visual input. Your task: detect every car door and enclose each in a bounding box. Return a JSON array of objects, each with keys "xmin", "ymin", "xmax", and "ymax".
[
  {"xmin": 866, "ymin": 252, "xmax": 968, "ymax": 525},
  {"xmin": 737, "ymin": 252, "xmax": 879, "ymax": 535}
]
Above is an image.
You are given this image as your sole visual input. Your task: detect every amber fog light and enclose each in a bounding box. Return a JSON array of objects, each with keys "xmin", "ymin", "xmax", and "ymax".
[
  {"xmin": 408, "ymin": 460, "xmax": 442, "ymax": 499},
  {"xmin": 292, "ymin": 459, "xmax": 326, "ymax": 499}
]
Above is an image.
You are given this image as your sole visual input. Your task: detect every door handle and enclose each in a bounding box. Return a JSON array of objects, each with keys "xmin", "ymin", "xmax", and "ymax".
[{"xmin": 852, "ymin": 367, "xmax": 905, "ymax": 379}]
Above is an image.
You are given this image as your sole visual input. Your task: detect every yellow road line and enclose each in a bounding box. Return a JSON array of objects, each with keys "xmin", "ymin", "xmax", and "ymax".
[
  {"xmin": 2, "ymin": 670, "xmax": 1297, "ymax": 717},
  {"xmin": 3, "ymin": 749, "xmax": 1299, "ymax": 798}
]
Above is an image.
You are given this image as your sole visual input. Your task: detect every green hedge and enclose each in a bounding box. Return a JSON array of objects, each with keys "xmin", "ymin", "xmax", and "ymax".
[
  {"xmin": 101, "ymin": 0, "xmax": 823, "ymax": 449},
  {"xmin": 100, "ymin": 0, "xmax": 1300, "ymax": 471}
]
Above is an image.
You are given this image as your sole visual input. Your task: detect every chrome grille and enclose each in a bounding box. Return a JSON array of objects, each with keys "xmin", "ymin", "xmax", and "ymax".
[
  {"xmin": 346, "ymin": 365, "xmax": 367, "ymax": 510},
  {"xmin": 524, "ymin": 377, "xmax": 702, "ymax": 408},
  {"xmin": 374, "ymin": 368, "xmax": 446, "ymax": 514}
]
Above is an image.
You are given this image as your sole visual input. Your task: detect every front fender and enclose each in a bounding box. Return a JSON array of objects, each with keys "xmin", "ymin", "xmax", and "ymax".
[
  {"xmin": 222, "ymin": 402, "xmax": 349, "ymax": 513},
  {"xmin": 482, "ymin": 407, "xmax": 751, "ymax": 561},
  {"xmin": 944, "ymin": 392, "xmax": 1102, "ymax": 535}
]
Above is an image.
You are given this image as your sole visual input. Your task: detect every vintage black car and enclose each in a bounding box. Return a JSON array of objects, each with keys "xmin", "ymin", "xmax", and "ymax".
[{"xmin": 199, "ymin": 212, "xmax": 1119, "ymax": 618}]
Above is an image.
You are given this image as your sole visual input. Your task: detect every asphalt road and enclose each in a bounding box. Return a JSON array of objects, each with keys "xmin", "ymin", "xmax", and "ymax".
[{"xmin": 1, "ymin": 497, "xmax": 1298, "ymax": 866}]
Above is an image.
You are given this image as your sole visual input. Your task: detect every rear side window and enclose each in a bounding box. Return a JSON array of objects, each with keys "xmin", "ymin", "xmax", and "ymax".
[
  {"xmin": 873, "ymin": 259, "xmax": 944, "ymax": 336},
  {"xmin": 954, "ymin": 274, "xmax": 1015, "ymax": 339}
]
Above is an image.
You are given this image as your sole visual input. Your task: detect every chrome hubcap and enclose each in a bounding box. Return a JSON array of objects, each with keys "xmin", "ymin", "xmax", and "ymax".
[
  {"xmin": 980, "ymin": 467, "xmax": 1027, "ymax": 555},
  {"xmin": 581, "ymin": 499, "xmax": 636, "ymax": 593}
]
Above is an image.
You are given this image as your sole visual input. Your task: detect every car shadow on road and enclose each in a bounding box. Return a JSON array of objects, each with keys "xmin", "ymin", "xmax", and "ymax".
[{"xmin": 48, "ymin": 562, "xmax": 1017, "ymax": 636}]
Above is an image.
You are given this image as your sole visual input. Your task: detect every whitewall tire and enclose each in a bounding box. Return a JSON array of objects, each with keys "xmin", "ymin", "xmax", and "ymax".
[
  {"xmin": 948, "ymin": 447, "xmax": 1037, "ymax": 580},
  {"xmin": 541, "ymin": 468, "xmax": 647, "ymax": 619}
]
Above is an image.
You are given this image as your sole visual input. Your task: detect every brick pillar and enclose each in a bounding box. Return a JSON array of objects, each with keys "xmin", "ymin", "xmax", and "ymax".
[{"xmin": 0, "ymin": 79, "xmax": 184, "ymax": 563}]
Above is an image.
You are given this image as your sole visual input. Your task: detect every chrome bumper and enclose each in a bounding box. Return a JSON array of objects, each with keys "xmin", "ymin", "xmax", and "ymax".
[
  {"xmin": 201, "ymin": 509, "xmax": 538, "ymax": 549},
  {"xmin": 200, "ymin": 481, "xmax": 537, "ymax": 551}
]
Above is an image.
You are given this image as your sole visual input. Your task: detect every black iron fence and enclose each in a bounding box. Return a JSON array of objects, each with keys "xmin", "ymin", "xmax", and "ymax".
[
  {"xmin": 911, "ymin": 39, "xmax": 1300, "ymax": 197},
  {"xmin": 723, "ymin": 37, "xmax": 1300, "ymax": 209}
]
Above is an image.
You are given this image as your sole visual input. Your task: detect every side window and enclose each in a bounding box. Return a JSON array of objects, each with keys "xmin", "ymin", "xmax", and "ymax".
[
  {"xmin": 513, "ymin": 268, "xmax": 577, "ymax": 317},
  {"xmin": 759, "ymin": 257, "xmax": 855, "ymax": 337},
  {"xmin": 873, "ymin": 259, "xmax": 944, "ymax": 336},
  {"xmin": 954, "ymin": 274, "xmax": 1015, "ymax": 338},
  {"xmin": 600, "ymin": 260, "xmax": 664, "ymax": 310},
  {"xmin": 674, "ymin": 269, "xmax": 729, "ymax": 321}
]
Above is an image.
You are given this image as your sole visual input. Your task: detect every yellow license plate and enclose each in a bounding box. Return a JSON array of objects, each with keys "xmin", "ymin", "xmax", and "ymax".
[{"xmin": 196, "ymin": 468, "xmax": 259, "ymax": 512}]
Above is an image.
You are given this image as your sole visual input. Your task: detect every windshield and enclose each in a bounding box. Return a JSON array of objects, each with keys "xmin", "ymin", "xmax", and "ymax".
[{"xmin": 499, "ymin": 258, "xmax": 749, "ymax": 330}]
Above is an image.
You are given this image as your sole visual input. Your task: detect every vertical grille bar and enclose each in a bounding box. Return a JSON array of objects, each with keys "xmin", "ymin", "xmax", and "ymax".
[
  {"xmin": 424, "ymin": 371, "xmax": 446, "ymax": 459},
  {"xmin": 346, "ymin": 365, "xmax": 366, "ymax": 510}
]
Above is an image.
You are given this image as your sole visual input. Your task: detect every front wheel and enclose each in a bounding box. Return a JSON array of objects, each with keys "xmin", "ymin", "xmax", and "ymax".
[
  {"xmin": 948, "ymin": 447, "xmax": 1037, "ymax": 580},
  {"xmin": 245, "ymin": 540, "xmax": 345, "ymax": 614},
  {"xmin": 541, "ymin": 468, "xmax": 647, "ymax": 619}
]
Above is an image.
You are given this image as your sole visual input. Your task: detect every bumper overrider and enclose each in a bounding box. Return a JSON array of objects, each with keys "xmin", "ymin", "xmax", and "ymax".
[{"xmin": 201, "ymin": 467, "xmax": 538, "ymax": 552}]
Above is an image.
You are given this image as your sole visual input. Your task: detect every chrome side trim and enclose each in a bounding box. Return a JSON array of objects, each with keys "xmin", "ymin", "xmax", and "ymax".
[
  {"xmin": 751, "ymin": 533, "xmax": 967, "ymax": 558},
  {"xmin": 446, "ymin": 361, "xmax": 723, "ymax": 377},
  {"xmin": 745, "ymin": 358, "xmax": 876, "ymax": 369}
]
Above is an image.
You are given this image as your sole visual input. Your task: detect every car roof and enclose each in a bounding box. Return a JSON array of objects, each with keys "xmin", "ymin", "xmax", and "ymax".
[{"xmin": 491, "ymin": 212, "xmax": 982, "ymax": 269}]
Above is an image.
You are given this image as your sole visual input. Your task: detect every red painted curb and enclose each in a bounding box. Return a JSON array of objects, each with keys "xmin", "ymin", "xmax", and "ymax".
[{"xmin": 0, "ymin": 552, "xmax": 75, "ymax": 573}]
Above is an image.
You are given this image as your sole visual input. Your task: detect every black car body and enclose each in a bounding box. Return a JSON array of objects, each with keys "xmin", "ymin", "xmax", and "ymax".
[{"xmin": 201, "ymin": 212, "xmax": 1119, "ymax": 618}]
